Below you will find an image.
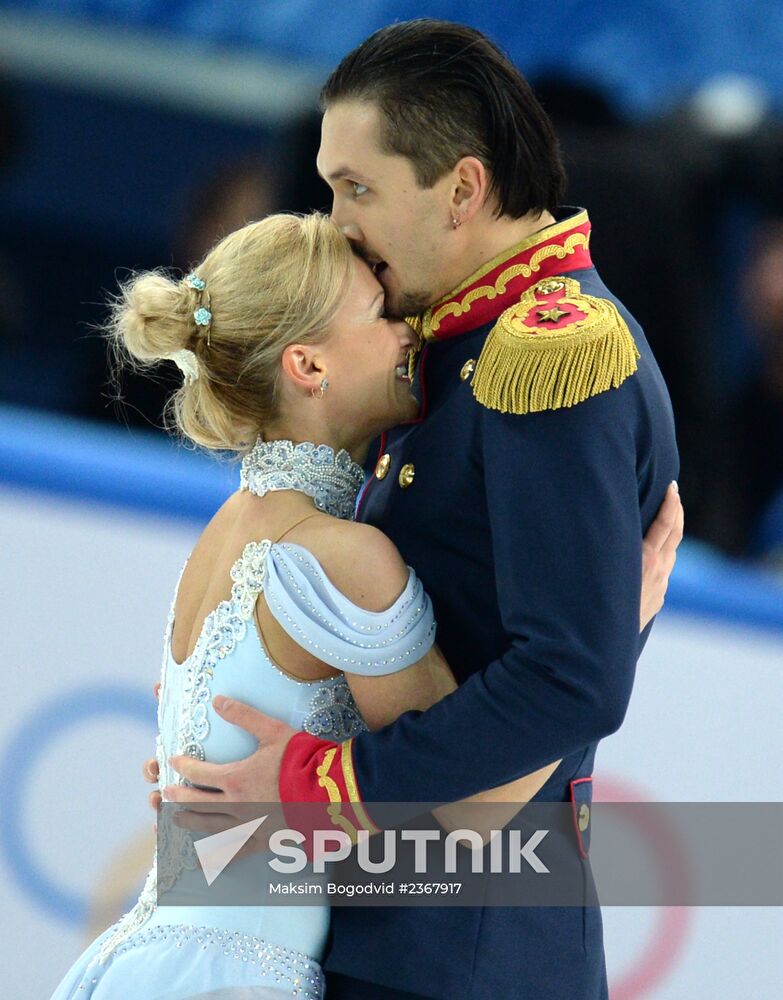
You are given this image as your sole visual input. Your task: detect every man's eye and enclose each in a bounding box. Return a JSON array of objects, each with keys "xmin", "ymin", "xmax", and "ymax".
[{"xmin": 351, "ymin": 182, "xmax": 368, "ymax": 197}]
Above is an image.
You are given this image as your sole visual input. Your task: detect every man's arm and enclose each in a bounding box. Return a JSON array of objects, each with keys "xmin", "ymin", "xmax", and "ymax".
[{"xmin": 282, "ymin": 379, "xmax": 676, "ymax": 811}]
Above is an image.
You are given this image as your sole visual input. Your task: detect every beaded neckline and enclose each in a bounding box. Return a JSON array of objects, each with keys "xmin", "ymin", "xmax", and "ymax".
[{"xmin": 240, "ymin": 438, "xmax": 365, "ymax": 521}]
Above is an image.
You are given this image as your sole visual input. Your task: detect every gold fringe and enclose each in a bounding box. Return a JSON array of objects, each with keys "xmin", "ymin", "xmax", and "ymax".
[
  {"xmin": 404, "ymin": 313, "xmax": 424, "ymax": 340},
  {"xmin": 472, "ymin": 279, "xmax": 640, "ymax": 415},
  {"xmin": 404, "ymin": 313, "xmax": 425, "ymax": 380}
]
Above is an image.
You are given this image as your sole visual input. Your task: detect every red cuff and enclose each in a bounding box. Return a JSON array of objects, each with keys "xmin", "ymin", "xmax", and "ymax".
[{"xmin": 280, "ymin": 732, "xmax": 380, "ymax": 855}]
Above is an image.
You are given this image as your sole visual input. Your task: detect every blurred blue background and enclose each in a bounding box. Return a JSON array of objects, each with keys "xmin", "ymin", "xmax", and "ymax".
[
  {"xmin": 2, "ymin": 0, "xmax": 783, "ymax": 559},
  {"xmin": 5, "ymin": 0, "xmax": 783, "ymax": 119}
]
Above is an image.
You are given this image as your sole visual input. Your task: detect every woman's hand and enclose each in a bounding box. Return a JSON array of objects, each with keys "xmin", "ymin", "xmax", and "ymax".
[{"xmin": 640, "ymin": 482, "xmax": 683, "ymax": 631}]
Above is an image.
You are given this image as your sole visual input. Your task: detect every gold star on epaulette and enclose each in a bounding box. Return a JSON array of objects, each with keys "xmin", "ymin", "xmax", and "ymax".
[{"xmin": 537, "ymin": 307, "xmax": 570, "ymax": 323}]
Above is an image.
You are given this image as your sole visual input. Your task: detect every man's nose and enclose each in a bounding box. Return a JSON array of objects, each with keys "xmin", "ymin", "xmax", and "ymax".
[
  {"xmin": 337, "ymin": 221, "xmax": 363, "ymax": 242},
  {"xmin": 330, "ymin": 197, "xmax": 362, "ymax": 241}
]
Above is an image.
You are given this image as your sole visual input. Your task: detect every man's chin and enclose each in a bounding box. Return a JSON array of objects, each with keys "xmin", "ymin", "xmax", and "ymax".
[{"xmin": 384, "ymin": 284, "xmax": 435, "ymax": 319}]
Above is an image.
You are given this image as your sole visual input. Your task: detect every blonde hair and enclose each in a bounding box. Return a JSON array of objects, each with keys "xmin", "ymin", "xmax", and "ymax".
[{"xmin": 107, "ymin": 213, "xmax": 354, "ymax": 451}]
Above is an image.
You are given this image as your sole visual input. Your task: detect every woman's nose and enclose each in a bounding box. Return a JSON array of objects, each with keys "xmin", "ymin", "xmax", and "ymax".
[{"xmin": 396, "ymin": 321, "xmax": 417, "ymax": 349}]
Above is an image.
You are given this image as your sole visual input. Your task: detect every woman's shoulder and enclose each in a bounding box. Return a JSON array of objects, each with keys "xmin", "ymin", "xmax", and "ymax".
[{"xmin": 285, "ymin": 518, "xmax": 410, "ymax": 614}]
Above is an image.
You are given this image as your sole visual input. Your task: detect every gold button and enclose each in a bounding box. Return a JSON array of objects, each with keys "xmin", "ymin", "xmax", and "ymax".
[
  {"xmin": 578, "ymin": 803, "xmax": 590, "ymax": 832},
  {"xmin": 375, "ymin": 453, "xmax": 391, "ymax": 480},
  {"xmin": 460, "ymin": 359, "xmax": 477, "ymax": 381},
  {"xmin": 398, "ymin": 463, "xmax": 415, "ymax": 489},
  {"xmin": 536, "ymin": 279, "xmax": 565, "ymax": 295}
]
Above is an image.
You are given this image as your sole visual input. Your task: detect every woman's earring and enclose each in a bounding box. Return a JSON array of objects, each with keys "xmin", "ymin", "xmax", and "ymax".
[
  {"xmin": 312, "ymin": 377, "xmax": 329, "ymax": 400},
  {"xmin": 452, "ymin": 216, "xmax": 461, "ymax": 230}
]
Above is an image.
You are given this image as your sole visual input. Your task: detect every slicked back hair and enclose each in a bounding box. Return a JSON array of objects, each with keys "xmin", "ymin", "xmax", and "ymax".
[{"xmin": 320, "ymin": 19, "xmax": 566, "ymax": 219}]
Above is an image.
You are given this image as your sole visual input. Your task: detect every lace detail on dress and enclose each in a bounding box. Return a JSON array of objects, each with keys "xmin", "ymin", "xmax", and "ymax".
[
  {"xmin": 303, "ymin": 684, "xmax": 367, "ymax": 741},
  {"xmin": 177, "ymin": 539, "xmax": 273, "ymax": 764},
  {"xmin": 240, "ymin": 438, "xmax": 365, "ymax": 521}
]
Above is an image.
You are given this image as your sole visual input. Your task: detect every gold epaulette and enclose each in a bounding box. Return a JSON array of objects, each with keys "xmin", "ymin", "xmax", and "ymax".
[{"xmin": 472, "ymin": 276, "xmax": 640, "ymax": 415}]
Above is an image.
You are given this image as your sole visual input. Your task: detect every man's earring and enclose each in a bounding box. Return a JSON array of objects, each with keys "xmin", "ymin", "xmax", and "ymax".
[{"xmin": 312, "ymin": 377, "xmax": 329, "ymax": 400}]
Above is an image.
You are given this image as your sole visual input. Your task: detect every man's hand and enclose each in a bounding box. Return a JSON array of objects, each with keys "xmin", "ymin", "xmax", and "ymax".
[
  {"xmin": 640, "ymin": 481, "xmax": 684, "ymax": 631},
  {"xmin": 143, "ymin": 690, "xmax": 296, "ymax": 819},
  {"xmin": 163, "ymin": 696, "xmax": 295, "ymax": 805}
]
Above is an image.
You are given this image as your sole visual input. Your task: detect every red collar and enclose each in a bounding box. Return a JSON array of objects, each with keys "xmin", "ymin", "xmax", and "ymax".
[{"xmin": 419, "ymin": 209, "xmax": 592, "ymax": 341}]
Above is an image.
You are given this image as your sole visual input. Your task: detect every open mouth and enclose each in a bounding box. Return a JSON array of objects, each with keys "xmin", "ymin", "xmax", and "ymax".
[
  {"xmin": 372, "ymin": 260, "xmax": 388, "ymax": 277},
  {"xmin": 395, "ymin": 350, "xmax": 413, "ymax": 383}
]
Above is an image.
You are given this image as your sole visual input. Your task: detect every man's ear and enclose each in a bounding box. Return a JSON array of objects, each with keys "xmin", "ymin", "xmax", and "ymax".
[
  {"xmin": 280, "ymin": 344, "xmax": 326, "ymax": 394},
  {"xmin": 450, "ymin": 156, "xmax": 489, "ymax": 223}
]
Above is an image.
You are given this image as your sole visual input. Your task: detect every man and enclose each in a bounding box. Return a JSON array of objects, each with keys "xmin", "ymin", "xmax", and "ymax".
[{"xmin": 151, "ymin": 20, "xmax": 681, "ymax": 999}]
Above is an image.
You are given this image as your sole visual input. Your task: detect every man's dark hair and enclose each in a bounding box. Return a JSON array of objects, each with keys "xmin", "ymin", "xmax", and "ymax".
[{"xmin": 321, "ymin": 19, "xmax": 566, "ymax": 219}]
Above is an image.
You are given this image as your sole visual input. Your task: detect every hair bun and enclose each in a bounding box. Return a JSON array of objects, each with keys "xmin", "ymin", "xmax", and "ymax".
[{"xmin": 110, "ymin": 271, "xmax": 192, "ymax": 364}]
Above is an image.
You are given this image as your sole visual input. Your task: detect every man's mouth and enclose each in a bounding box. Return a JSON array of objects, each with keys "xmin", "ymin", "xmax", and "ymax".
[{"xmin": 371, "ymin": 260, "xmax": 388, "ymax": 277}]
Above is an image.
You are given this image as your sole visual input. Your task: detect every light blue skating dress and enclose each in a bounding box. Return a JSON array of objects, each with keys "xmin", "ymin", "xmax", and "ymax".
[{"xmin": 50, "ymin": 440, "xmax": 436, "ymax": 1000}]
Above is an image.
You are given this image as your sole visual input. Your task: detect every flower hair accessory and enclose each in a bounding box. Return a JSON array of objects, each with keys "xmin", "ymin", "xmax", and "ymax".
[
  {"xmin": 184, "ymin": 272, "xmax": 212, "ymax": 343},
  {"xmin": 185, "ymin": 273, "xmax": 206, "ymax": 291}
]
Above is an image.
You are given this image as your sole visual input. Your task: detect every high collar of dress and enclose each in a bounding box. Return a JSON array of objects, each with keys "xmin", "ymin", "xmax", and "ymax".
[
  {"xmin": 410, "ymin": 207, "xmax": 592, "ymax": 343},
  {"xmin": 240, "ymin": 439, "xmax": 366, "ymax": 521}
]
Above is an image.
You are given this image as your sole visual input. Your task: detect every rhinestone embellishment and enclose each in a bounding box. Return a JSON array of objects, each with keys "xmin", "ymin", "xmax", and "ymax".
[
  {"xmin": 240, "ymin": 439, "xmax": 365, "ymax": 521},
  {"xmin": 303, "ymin": 684, "xmax": 366, "ymax": 740},
  {"xmin": 98, "ymin": 924, "xmax": 323, "ymax": 998}
]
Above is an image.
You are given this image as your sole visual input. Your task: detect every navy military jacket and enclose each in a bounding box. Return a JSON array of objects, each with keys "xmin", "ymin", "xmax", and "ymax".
[{"xmin": 324, "ymin": 209, "xmax": 679, "ymax": 999}]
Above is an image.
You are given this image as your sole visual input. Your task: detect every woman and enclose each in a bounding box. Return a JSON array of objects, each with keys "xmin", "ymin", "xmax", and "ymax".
[{"xmin": 51, "ymin": 213, "xmax": 672, "ymax": 999}]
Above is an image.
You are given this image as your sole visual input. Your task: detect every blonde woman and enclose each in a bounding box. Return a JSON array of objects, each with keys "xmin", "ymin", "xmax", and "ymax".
[{"xmin": 51, "ymin": 214, "xmax": 677, "ymax": 1000}]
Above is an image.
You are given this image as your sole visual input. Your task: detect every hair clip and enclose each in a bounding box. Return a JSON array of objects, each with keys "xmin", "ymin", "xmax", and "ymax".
[
  {"xmin": 185, "ymin": 273, "xmax": 206, "ymax": 291},
  {"xmin": 170, "ymin": 348, "xmax": 199, "ymax": 384},
  {"xmin": 194, "ymin": 307, "xmax": 212, "ymax": 326}
]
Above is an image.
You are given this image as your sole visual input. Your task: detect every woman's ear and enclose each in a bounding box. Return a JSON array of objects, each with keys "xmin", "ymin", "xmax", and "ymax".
[{"xmin": 280, "ymin": 343, "xmax": 327, "ymax": 394}]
